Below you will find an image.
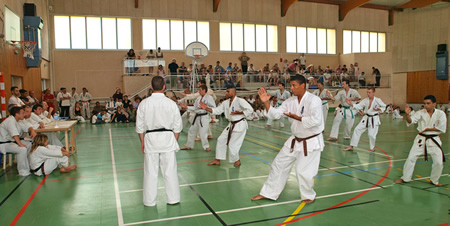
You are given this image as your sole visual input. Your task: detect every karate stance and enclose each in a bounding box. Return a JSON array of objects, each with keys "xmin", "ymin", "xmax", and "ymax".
[
  {"xmin": 29, "ymin": 134, "xmax": 77, "ymax": 176},
  {"xmin": 266, "ymin": 83, "xmax": 291, "ymax": 128},
  {"xmin": 180, "ymin": 85, "xmax": 216, "ymax": 151},
  {"xmin": 327, "ymin": 79, "xmax": 361, "ymax": 140},
  {"xmin": 312, "ymin": 81, "xmax": 334, "ymax": 127},
  {"xmin": 136, "ymin": 76, "xmax": 183, "ymax": 206},
  {"xmin": 200, "ymin": 85, "xmax": 253, "ymax": 167},
  {"xmin": 395, "ymin": 95, "xmax": 447, "ymax": 186},
  {"xmin": 79, "ymin": 88, "xmax": 93, "ymax": 119},
  {"xmin": 252, "ymin": 75, "xmax": 324, "ymax": 203},
  {"xmin": 343, "ymin": 87, "xmax": 386, "ymax": 152}
]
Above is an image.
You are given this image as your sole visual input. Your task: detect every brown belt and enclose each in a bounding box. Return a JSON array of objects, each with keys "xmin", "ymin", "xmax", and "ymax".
[
  {"xmin": 418, "ymin": 133, "xmax": 445, "ymax": 162},
  {"xmin": 290, "ymin": 133, "xmax": 321, "ymax": 157},
  {"xmin": 226, "ymin": 118, "xmax": 245, "ymax": 145}
]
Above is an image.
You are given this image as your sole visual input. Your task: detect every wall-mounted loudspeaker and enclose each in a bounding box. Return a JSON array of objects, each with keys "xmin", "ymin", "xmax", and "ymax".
[
  {"xmin": 437, "ymin": 44, "xmax": 447, "ymax": 52},
  {"xmin": 24, "ymin": 3, "xmax": 36, "ymax": 17}
]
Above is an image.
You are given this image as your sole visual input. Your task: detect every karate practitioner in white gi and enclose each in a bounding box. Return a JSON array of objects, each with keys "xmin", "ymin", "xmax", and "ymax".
[
  {"xmin": 29, "ymin": 134, "xmax": 77, "ymax": 176},
  {"xmin": 312, "ymin": 81, "xmax": 334, "ymax": 127},
  {"xmin": 200, "ymin": 85, "xmax": 253, "ymax": 167},
  {"xmin": 136, "ymin": 76, "xmax": 182, "ymax": 206},
  {"xmin": 266, "ymin": 83, "xmax": 291, "ymax": 128},
  {"xmin": 395, "ymin": 95, "xmax": 447, "ymax": 186},
  {"xmin": 79, "ymin": 88, "xmax": 93, "ymax": 119},
  {"xmin": 343, "ymin": 87, "xmax": 386, "ymax": 152},
  {"xmin": 69, "ymin": 87, "xmax": 79, "ymax": 119},
  {"xmin": 180, "ymin": 85, "xmax": 216, "ymax": 151},
  {"xmin": 30, "ymin": 104, "xmax": 64, "ymax": 147},
  {"xmin": 252, "ymin": 75, "xmax": 324, "ymax": 203},
  {"xmin": 327, "ymin": 79, "xmax": 361, "ymax": 140},
  {"xmin": 8, "ymin": 86, "xmax": 25, "ymax": 107},
  {"xmin": 0, "ymin": 107, "xmax": 36, "ymax": 176}
]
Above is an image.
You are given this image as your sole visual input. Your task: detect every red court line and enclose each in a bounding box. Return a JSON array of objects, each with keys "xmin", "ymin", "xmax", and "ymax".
[
  {"xmin": 68, "ymin": 127, "xmax": 82, "ymax": 146},
  {"xmin": 46, "ymin": 153, "xmax": 260, "ymax": 183},
  {"xmin": 10, "ymin": 175, "xmax": 49, "ymax": 226},
  {"xmin": 275, "ymin": 144, "xmax": 392, "ymax": 225}
]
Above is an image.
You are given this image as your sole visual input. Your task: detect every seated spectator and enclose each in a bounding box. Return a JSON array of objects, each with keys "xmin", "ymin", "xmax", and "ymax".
[
  {"xmin": 226, "ymin": 62, "xmax": 233, "ymax": 73},
  {"xmin": 111, "ymin": 106, "xmax": 129, "ymax": 123},
  {"xmin": 359, "ymin": 72, "xmax": 366, "ymax": 87},
  {"xmin": 28, "ymin": 90, "xmax": 39, "ymax": 105},
  {"xmin": 20, "ymin": 89, "xmax": 33, "ymax": 106},
  {"xmin": 72, "ymin": 102, "xmax": 85, "ymax": 122},
  {"xmin": 40, "ymin": 101, "xmax": 54, "ymax": 121},
  {"xmin": 92, "ymin": 101, "xmax": 103, "ymax": 115},
  {"xmin": 106, "ymin": 97, "xmax": 118, "ymax": 115},
  {"xmin": 29, "ymin": 134, "xmax": 77, "ymax": 176},
  {"xmin": 133, "ymin": 96, "xmax": 142, "ymax": 110},
  {"xmin": 112, "ymin": 88, "xmax": 123, "ymax": 101},
  {"xmin": 261, "ymin": 63, "xmax": 270, "ymax": 82},
  {"xmin": 9, "ymin": 86, "xmax": 25, "ymax": 107},
  {"xmin": 43, "ymin": 89, "xmax": 56, "ymax": 112}
]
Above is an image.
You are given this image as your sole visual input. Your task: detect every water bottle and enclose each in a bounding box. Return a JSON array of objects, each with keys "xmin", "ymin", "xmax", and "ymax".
[{"xmin": 54, "ymin": 111, "xmax": 60, "ymax": 128}]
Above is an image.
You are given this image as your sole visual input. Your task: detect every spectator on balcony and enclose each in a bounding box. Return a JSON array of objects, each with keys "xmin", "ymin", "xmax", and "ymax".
[
  {"xmin": 214, "ymin": 61, "xmax": 225, "ymax": 89},
  {"xmin": 299, "ymin": 53, "xmax": 306, "ymax": 70},
  {"xmin": 126, "ymin": 49, "xmax": 137, "ymax": 75},
  {"xmin": 372, "ymin": 67, "xmax": 381, "ymax": 87},
  {"xmin": 156, "ymin": 47, "xmax": 163, "ymax": 59},
  {"xmin": 238, "ymin": 52, "xmax": 250, "ymax": 74},
  {"xmin": 354, "ymin": 62, "xmax": 359, "ymax": 77},
  {"xmin": 226, "ymin": 62, "xmax": 233, "ymax": 74},
  {"xmin": 268, "ymin": 64, "xmax": 280, "ymax": 86},
  {"xmin": 261, "ymin": 63, "xmax": 270, "ymax": 82},
  {"xmin": 157, "ymin": 65, "xmax": 166, "ymax": 78},
  {"xmin": 146, "ymin": 49, "xmax": 156, "ymax": 75},
  {"xmin": 178, "ymin": 62, "xmax": 189, "ymax": 89},
  {"xmin": 359, "ymin": 72, "xmax": 366, "ymax": 87},
  {"xmin": 168, "ymin": 59, "xmax": 179, "ymax": 90},
  {"xmin": 287, "ymin": 59, "xmax": 299, "ymax": 76},
  {"xmin": 282, "ymin": 59, "xmax": 289, "ymax": 74}
]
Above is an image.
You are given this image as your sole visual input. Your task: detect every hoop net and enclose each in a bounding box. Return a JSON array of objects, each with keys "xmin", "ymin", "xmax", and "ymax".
[{"xmin": 19, "ymin": 41, "xmax": 37, "ymax": 60}]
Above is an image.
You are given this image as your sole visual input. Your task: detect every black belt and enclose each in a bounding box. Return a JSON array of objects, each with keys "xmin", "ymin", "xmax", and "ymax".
[
  {"xmin": 418, "ymin": 133, "xmax": 445, "ymax": 162},
  {"xmin": 0, "ymin": 138, "xmax": 25, "ymax": 144},
  {"xmin": 30, "ymin": 162, "xmax": 46, "ymax": 176},
  {"xmin": 290, "ymin": 133, "xmax": 321, "ymax": 156},
  {"xmin": 192, "ymin": 113, "xmax": 208, "ymax": 127},
  {"xmin": 226, "ymin": 118, "xmax": 245, "ymax": 145},
  {"xmin": 365, "ymin": 113, "xmax": 379, "ymax": 128},
  {"xmin": 146, "ymin": 128, "xmax": 173, "ymax": 133}
]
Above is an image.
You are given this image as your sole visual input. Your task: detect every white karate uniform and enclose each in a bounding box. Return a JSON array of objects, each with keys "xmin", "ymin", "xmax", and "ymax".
[
  {"xmin": 69, "ymin": 92, "xmax": 79, "ymax": 119},
  {"xmin": 349, "ymin": 97, "xmax": 386, "ymax": 149},
  {"xmin": 401, "ymin": 109, "xmax": 447, "ymax": 185},
  {"xmin": 393, "ymin": 109, "xmax": 403, "ymax": 119},
  {"xmin": 329, "ymin": 89, "xmax": 361, "ymax": 139},
  {"xmin": 210, "ymin": 97, "xmax": 253, "ymax": 163},
  {"xmin": 179, "ymin": 90, "xmax": 216, "ymax": 137},
  {"xmin": 259, "ymin": 92, "xmax": 324, "ymax": 201},
  {"xmin": 185, "ymin": 94, "xmax": 216, "ymax": 150},
  {"xmin": 29, "ymin": 113, "xmax": 63, "ymax": 147},
  {"xmin": 267, "ymin": 90, "xmax": 291, "ymax": 127},
  {"xmin": 136, "ymin": 93, "xmax": 182, "ymax": 206},
  {"xmin": 106, "ymin": 101, "xmax": 119, "ymax": 115},
  {"xmin": 79, "ymin": 92, "xmax": 93, "ymax": 119},
  {"xmin": 312, "ymin": 89, "xmax": 333, "ymax": 126},
  {"xmin": 29, "ymin": 145, "xmax": 69, "ymax": 176},
  {"xmin": 8, "ymin": 95, "xmax": 25, "ymax": 106},
  {"xmin": 0, "ymin": 116, "xmax": 32, "ymax": 176}
]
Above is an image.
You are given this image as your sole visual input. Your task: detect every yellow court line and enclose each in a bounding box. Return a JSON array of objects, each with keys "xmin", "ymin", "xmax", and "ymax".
[
  {"xmin": 281, "ymin": 202, "xmax": 306, "ymax": 225},
  {"xmin": 245, "ymin": 137, "xmax": 281, "ymax": 151}
]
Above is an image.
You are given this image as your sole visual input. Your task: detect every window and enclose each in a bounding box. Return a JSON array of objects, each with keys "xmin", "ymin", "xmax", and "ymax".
[
  {"xmin": 343, "ymin": 30, "xmax": 386, "ymax": 54},
  {"xmin": 220, "ymin": 23, "xmax": 277, "ymax": 52},
  {"xmin": 143, "ymin": 19, "xmax": 210, "ymax": 50},
  {"xmin": 54, "ymin": 16, "xmax": 132, "ymax": 49},
  {"xmin": 5, "ymin": 7, "xmax": 21, "ymax": 42},
  {"xmin": 286, "ymin": 26, "xmax": 335, "ymax": 54}
]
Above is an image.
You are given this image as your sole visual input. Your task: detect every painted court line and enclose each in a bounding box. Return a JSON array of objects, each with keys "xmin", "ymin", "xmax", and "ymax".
[
  {"xmin": 123, "ymin": 185, "xmax": 391, "ymax": 225},
  {"xmin": 109, "ymin": 129, "xmax": 124, "ymax": 226}
]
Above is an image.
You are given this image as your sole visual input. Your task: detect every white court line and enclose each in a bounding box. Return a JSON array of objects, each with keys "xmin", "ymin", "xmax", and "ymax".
[
  {"xmin": 120, "ymin": 175, "xmax": 269, "ymax": 193},
  {"xmin": 123, "ymin": 185, "xmax": 392, "ymax": 225},
  {"xmin": 249, "ymin": 124, "xmax": 393, "ymax": 158},
  {"xmin": 110, "ymin": 129, "xmax": 124, "ymax": 226}
]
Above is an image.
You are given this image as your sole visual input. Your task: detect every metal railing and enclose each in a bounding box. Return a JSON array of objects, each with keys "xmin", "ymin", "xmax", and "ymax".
[{"xmin": 123, "ymin": 58, "xmax": 166, "ymax": 76}]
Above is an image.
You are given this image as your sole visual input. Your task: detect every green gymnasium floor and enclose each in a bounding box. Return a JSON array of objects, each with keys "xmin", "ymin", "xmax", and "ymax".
[{"xmin": 0, "ymin": 113, "xmax": 448, "ymax": 226}]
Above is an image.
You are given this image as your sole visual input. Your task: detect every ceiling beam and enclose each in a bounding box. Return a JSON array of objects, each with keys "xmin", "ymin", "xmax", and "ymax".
[
  {"xmin": 213, "ymin": 0, "xmax": 221, "ymax": 12},
  {"xmin": 339, "ymin": 0, "xmax": 371, "ymax": 21},
  {"xmin": 396, "ymin": 0, "xmax": 442, "ymax": 9},
  {"xmin": 281, "ymin": 0, "xmax": 298, "ymax": 17},
  {"xmin": 135, "ymin": 0, "xmax": 139, "ymax": 8},
  {"xmin": 298, "ymin": 0, "xmax": 397, "ymax": 11}
]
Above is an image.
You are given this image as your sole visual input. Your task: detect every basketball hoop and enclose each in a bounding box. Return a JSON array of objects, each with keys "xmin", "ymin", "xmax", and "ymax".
[
  {"xmin": 194, "ymin": 54, "xmax": 204, "ymax": 59},
  {"xmin": 12, "ymin": 41, "xmax": 36, "ymax": 59}
]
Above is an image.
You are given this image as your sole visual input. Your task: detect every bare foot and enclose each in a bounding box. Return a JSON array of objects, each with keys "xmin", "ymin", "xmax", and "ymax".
[
  {"xmin": 181, "ymin": 146, "xmax": 192, "ymax": 150},
  {"xmin": 265, "ymin": 125, "xmax": 270, "ymax": 128},
  {"xmin": 208, "ymin": 159, "xmax": 220, "ymax": 165},
  {"xmin": 234, "ymin": 160, "xmax": 241, "ymax": 167},
  {"xmin": 395, "ymin": 179, "xmax": 405, "ymax": 184},
  {"xmin": 368, "ymin": 149, "xmax": 375, "ymax": 152},
  {"xmin": 207, "ymin": 135, "xmax": 214, "ymax": 139},
  {"xmin": 344, "ymin": 146, "xmax": 353, "ymax": 151},
  {"xmin": 344, "ymin": 137, "xmax": 351, "ymax": 140},
  {"xmin": 68, "ymin": 165, "xmax": 77, "ymax": 171},
  {"xmin": 430, "ymin": 181, "xmax": 443, "ymax": 187},
  {"xmin": 326, "ymin": 137, "xmax": 337, "ymax": 141},
  {"xmin": 60, "ymin": 167, "xmax": 71, "ymax": 173},
  {"xmin": 205, "ymin": 148, "xmax": 211, "ymax": 152},
  {"xmin": 195, "ymin": 138, "xmax": 201, "ymax": 141},
  {"xmin": 281, "ymin": 126, "xmax": 285, "ymax": 128},
  {"xmin": 251, "ymin": 195, "xmax": 269, "ymax": 201},
  {"xmin": 302, "ymin": 199, "xmax": 315, "ymax": 204}
]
